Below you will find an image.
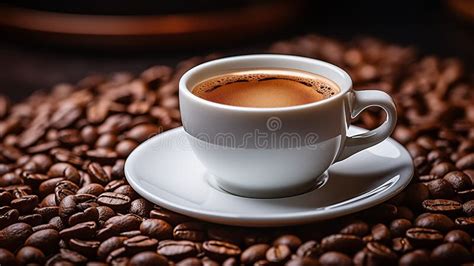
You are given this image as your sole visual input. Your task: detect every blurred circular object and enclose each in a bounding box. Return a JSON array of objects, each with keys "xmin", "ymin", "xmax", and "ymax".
[{"xmin": 0, "ymin": 0, "xmax": 303, "ymax": 50}]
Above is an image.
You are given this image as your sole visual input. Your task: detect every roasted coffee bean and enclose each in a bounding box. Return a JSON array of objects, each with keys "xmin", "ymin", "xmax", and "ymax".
[
  {"xmin": 77, "ymin": 183, "xmax": 105, "ymax": 196},
  {"xmin": 32, "ymin": 223, "xmax": 57, "ymax": 232},
  {"xmin": 69, "ymin": 238, "xmax": 100, "ymax": 257},
  {"xmin": 392, "ymin": 237, "xmax": 413, "ymax": 254},
  {"xmin": 16, "ymin": 246, "xmax": 45, "ymax": 265},
  {"xmin": 97, "ymin": 236, "xmax": 128, "ymax": 260},
  {"xmin": 443, "ymin": 171, "xmax": 472, "ymax": 191},
  {"xmin": 120, "ymin": 230, "xmax": 142, "ymax": 238},
  {"xmin": 87, "ymin": 163, "xmax": 110, "ymax": 185},
  {"xmin": 273, "ymin": 234, "xmax": 302, "ymax": 252},
  {"xmin": 415, "ymin": 213, "xmax": 454, "ymax": 232},
  {"xmin": 456, "ymin": 153, "xmax": 474, "ymax": 170},
  {"xmin": 150, "ymin": 208, "xmax": 189, "ymax": 226},
  {"xmin": 128, "ymin": 251, "xmax": 168, "ymax": 266},
  {"xmin": 157, "ymin": 240, "xmax": 198, "ymax": 261},
  {"xmin": 366, "ymin": 242, "xmax": 397, "ymax": 263},
  {"xmin": 319, "ymin": 251, "xmax": 352, "ymax": 265},
  {"xmin": 129, "ymin": 198, "xmax": 153, "ymax": 217},
  {"xmin": 404, "ymin": 183, "xmax": 430, "ymax": 208},
  {"xmin": 173, "ymin": 222, "xmax": 205, "ymax": 241},
  {"xmin": 406, "ymin": 228, "xmax": 443, "ymax": 248},
  {"xmin": 11, "ymin": 195, "xmax": 38, "ymax": 214},
  {"xmin": 422, "ymin": 199, "xmax": 462, "ymax": 215},
  {"xmin": 390, "ymin": 219, "xmax": 412, "ymax": 238},
  {"xmin": 458, "ymin": 188, "xmax": 474, "ymax": 202},
  {"xmin": 18, "ymin": 213, "xmax": 42, "ymax": 226},
  {"xmin": 0, "ymin": 207, "xmax": 19, "ymax": 229},
  {"xmin": 59, "ymin": 194, "xmax": 97, "ymax": 221},
  {"xmin": 104, "ymin": 214, "xmax": 142, "ymax": 232},
  {"xmin": 462, "ymin": 200, "xmax": 474, "ymax": 216},
  {"xmin": 0, "ymin": 222, "xmax": 33, "ymax": 250},
  {"xmin": 399, "ymin": 249, "xmax": 431, "ymax": 265},
  {"xmin": 296, "ymin": 240, "xmax": 321, "ymax": 258},
  {"xmin": 444, "ymin": 230, "xmax": 471, "ymax": 247},
  {"xmin": 176, "ymin": 257, "xmax": 203, "ymax": 266},
  {"xmin": 113, "ymin": 185, "xmax": 138, "ymax": 200},
  {"xmin": 430, "ymin": 242, "xmax": 471, "ymax": 265},
  {"xmin": 427, "ymin": 179, "xmax": 455, "ymax": 199},
  {"xmin": 24, "ymin": 228, "xmax": 60, "ymax": 253},
  {"xmin": 240, "ymin": 243, "xmax": 270, "ymax": 264},
  {"xmin": 371, "ymin": 223, "xmax": 391, "ymax": 243},
  {"xmin": 430, "ymin": 162, "xmax": 456, "ymax": 177},
  {"xmin": 0, "ymin": 248, "xmax": 16, "ymax": 266},
  {"xmin": 203, "ymin": 240, "xmax": 241, "ymax": 261},
  {"xmin": 68, "ymin": 206, "xmax": 99, "ymax": 226},
  {"xmin": 58, "ymin": 248, "xmax": 88, "ymax": 264},
  {"xmin": 105, "ymin": 247, "xmax": 127, "ymax": 264},
  {"xmin": 97, "ymin": 192, "xmax": 130, "ymax": 211},
  {"xmin": 265, "ymin": 244, "xmax": 291, "ymax": 264},
  {"xmin": 340, "ymin": 221, "xmax": 369, "ymax": 237},
  {"xmin": 321, "ymin": 234, "xmax": 364, "ymax": 254},
  {"xmin": 222, "ymin": 257, "xmax": 239, "ymax": 266},
  {"xmin": 104, "ymin": 179, "xmax": 126, "ymax": 192},
  {"xmin": 138, "ymin": 218, "xmax": 172, "ymax": 240},
  {"xmin": 124, "ymin": 235, "xmax": 158, "ymax": 254},
  {"xmin": 115, "ymin": 140, "xmax": 138, "ymax": 158},
  {"xmin": 55, "ymin": 181, "xmax": 80, "ymax": 205},
  {"xmin": 49, "ymin": 216, "xmax": 66, "ymax": 231},
  {"xmin": 59, "ymin": 221, "xmax": 97, "ymax": 240},
  {"xmin": 96, "ymin": 206, "xmax": 116, "ymax": 224}
]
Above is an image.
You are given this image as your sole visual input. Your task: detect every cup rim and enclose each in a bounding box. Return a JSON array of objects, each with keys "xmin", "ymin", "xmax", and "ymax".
[{"xmin": 179, "ymin": 54, "xmax": 353, "ymax": 113}]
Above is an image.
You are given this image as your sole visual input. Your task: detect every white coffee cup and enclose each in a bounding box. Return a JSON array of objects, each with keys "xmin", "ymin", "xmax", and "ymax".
[{"xmin": 179, "ymin": 54, "xmax": 396, "ymax": 198}]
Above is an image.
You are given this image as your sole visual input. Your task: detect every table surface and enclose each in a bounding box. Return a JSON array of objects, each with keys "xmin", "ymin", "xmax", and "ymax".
[{"xmin": 0, "ymin": 0, "xmax": 473, "ymax": 101}]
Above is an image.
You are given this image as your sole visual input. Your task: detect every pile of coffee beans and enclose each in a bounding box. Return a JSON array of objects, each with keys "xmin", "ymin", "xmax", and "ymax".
[{"xmin": 0, "ymin": 35, "xmax": 472, "ymax": 265}]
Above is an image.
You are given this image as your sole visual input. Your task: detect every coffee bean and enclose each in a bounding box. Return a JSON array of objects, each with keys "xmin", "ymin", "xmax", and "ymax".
[
  {"xmin": 55, "ymin": 181, "xmax": 80, "ymax": 205},
  {"xmin": 124, "ymin": 235, "xmax": 158, "ymax": 254},
  {"xmin": 104, "ymin": 214, "xmax": 142, "ymax": 232},
  {"xmin": 11, "ymin": 195, "xmax": 38, "ymax": 214},
  {"xmin": 77, "ymin": 183, "xmax": 105, "ymax": 196},
  {"xmin": 458, "ymin": 188, "xmax": 474, "ymax": 202},
  {"xmin": 97, "ymin": 236, "xmax": 127, "ymax": 260},
  {"xmin": 34, "ymin": 206, "xmax": 59, "ymax": 224},
  {"xmin": 0, "ymin": 223, "xmax": 33, "ymax": 250},
  {"xmin": 430, "ymin": 162, "xmax": 456, "ymax": 177},
  {"xmin": 404, "ymin": 183, "xmax": 430, "ymax": 208},
  {"xmin": 390, "ymin": 219, "xmax": 412, "ymax": 238},
  {"xmin": 427, "ymin": 179, "xmax": 455, "ymax": 199},
  {"xmin": 176, "ymin": 257, "xmax": 203, "ymax": 266},
  {"xmin": 69, "ymin": 238, "xmax": 100, "ymax": 257},
  {"xmin": 456, "ymin": 153, "xmax": 474, "ymax": 170},
  {"xmin": 87, "ymin": 163, "xmax": 110, "ymax": 185},
  {"xmin": 319, "ymin": 251, "xmax": 351, "ymax": 265},
  {"xmin": 296, "ymin": 240, "xmax": 321, "ymax": 259},
  {"xmin": 68, "ymin": 206, "xmax": 99, "ymax": 226},
  {"xmin": 139, "ymin": 218, "xmax": 172, "ymax": 240},
  {"xmin": 366, "ymin": 242, "xmax": 397, "ymax": 263},
  {"xmin": 59, "ymin": 221, "xmax": 97, "ymax": 240},
  {"xmin": 399, "ymin": 249, "xmax": 431, "ymax": 265},
  {"xmin": 0, "ymin": 248, "xmax": 15, "ymax": 266},
  {"xmin": 49, "ymin": 216, "xmax": 66, "ymax": 231},
  {"xmin": 444, "ymin": 230, "xmax": 471, "ymax": 247},
  {"xmin": 415, "ymin": 213, "xmax": 454, "ymax": 232},
  {"xmin": 443, "ymin": 171, "xmax": 472, "ymax": 191},
  {"xmin": 128, "ymin": 251, "xmax": 168, "ymax": 266},
  {"xmin": 129, "ymin": 198, "xmax": 153, "ymax": 217},
  {"xmin": 126, "ymin": 124, "xmax": 160, "ymax": 142},
  {"xmin": 273, "ymin": 234, "xmax": 302, "ymax": 252},
  {"xmin": 207, "ymin": 225, "xmax": 242, "ymax": 245},
  {"xmin": 203, "ymin": 240, "xmax": 241, "ymax": 261},
  {"xmin": 0, "ymin": 207, "xmax": 19, "ymax": 229},
  {"xmin": 240, "ymin": 243, "xmax": 270, "ymax": 264},
  {"xmin": 59, "ymin": 194, "xmax": 97, "ymax": 221},
  {"xmin": 113, "ymin": 185, "xmax": 138, "ymax": 200},
  {"xmin": 24, "ymin": 228, "xmax": 60, "ymax": 253},
  {"xmin": 265, "ymin": 244, "xmax": 291, "ymax": 264},
  {"xmin": 371, "ymin": 223, "xmax": 391, "ymax": 243},
  {"xmin": 321, "ymin": 234, "xmax": 364, "ymax": 254},
  {"xmin": 115, "ymin": 140, "xmax": 138, "ymax": 158},
  {"xmin": 406, "ymin": 228, "xmax": 443, "ymax": 248},
  {"xmin": 157, "ymin": 240, "xmax": 198, "ymax": 261},
  {"xmin": 18, "ymin": 213, "xmax": 42, "ymax": 226},
  {"xmin": 172, "ymin": 222, "xmax": 206, "ymax": 242},
  {"xmin": 462, "ymin": 200, "xmax": 474, "ymax": 216},
  {"xmin": 422, "ymin": 199, "xmax": 462, "ymax": 215},
  {"xmin": 340, "ymin": 221, "xmax": 369, "ymax": 237},
  {"xmin": 430, "ymin": 243, "xmax": 471, "ymax": 265},
  {"xmin": 97, "ymin": 192, "xmax": 130, "ymax": 211},
  {"xmin": 392, "ymin": 237, "xmax": 413, "ymax": 254},
  {"xmin": 16, "ymin": 246, "xmax": 45, "ymax": 265}
]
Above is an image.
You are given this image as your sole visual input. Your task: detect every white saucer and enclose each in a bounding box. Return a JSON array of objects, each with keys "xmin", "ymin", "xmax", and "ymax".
[{"xmin": 125, "ymin": 126, "xmax": 413, "ymax": 227}]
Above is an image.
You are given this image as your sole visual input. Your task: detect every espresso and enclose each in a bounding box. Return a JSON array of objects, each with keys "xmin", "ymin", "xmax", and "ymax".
[{"xmin": 192, "ymin": 69, "xmax": 339, "ymax": 108}]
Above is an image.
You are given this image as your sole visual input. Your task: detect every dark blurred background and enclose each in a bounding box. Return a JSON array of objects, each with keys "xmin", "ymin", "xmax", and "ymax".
[{"xmin": 0, "ymin": 0, "xmax": 473, "ymax": 101}]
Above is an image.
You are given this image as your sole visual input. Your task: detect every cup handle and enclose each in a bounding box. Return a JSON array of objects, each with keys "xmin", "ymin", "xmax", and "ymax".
[{"xmin": 335, "ymin": 90, "xmax": 397, "ymax": 162}]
